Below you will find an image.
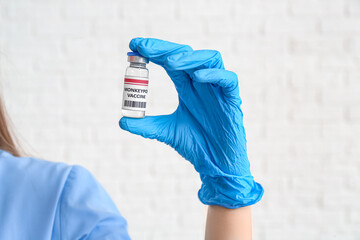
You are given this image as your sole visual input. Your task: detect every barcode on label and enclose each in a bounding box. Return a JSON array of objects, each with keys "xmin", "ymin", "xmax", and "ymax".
[{"xmin": 124, "ymin": 100, "xmax": 146, "ymax": 108}]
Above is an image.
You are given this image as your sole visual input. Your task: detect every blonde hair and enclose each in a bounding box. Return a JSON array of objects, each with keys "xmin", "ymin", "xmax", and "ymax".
[{"xmin": 0, "ymin": 93, "xmax": 22, "ymax": 157}]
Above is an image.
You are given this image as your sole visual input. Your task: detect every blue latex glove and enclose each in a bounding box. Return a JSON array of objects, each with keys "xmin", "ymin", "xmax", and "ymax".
[{"xmin": 120, "ymin": 38, "xmax": 263, "ymax": 208}]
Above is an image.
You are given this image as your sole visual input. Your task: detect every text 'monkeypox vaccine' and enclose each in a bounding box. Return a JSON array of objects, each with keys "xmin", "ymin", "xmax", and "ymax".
[{"xmin": 122, "ymin": 52, "xmax": 149, "ymax": 118}]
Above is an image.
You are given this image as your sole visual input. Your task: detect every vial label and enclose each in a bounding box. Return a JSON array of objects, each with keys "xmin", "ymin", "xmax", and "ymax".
[{"xmin": 122, "ymin": 76, "xmax": 148, "ymax": 111}]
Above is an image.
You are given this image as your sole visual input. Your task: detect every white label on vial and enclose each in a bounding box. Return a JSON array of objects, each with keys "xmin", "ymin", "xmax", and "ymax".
[{"xmin": 122, "ymin": 76, "xmax": 148, "ymax": 111}]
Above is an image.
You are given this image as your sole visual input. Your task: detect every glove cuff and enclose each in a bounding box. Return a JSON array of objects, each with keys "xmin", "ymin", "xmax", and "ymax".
[{"xmin": 198, "ymin": 174, "xmax": 264, "ymax": 209}]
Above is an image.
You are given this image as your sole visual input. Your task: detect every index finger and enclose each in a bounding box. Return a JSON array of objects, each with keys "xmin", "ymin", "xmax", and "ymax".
[{"xmin": 129, "ymin": 38, "xmax": 193, "ymax": 68}]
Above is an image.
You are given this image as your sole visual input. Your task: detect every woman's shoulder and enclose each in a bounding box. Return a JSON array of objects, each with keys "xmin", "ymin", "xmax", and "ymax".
[
  {"xmin": 0, "ymin": 149, "xmax": 99, "ymax": 201},
  {"xmin": 0, "ymin": 150, "xmax": 74, "ymax": 238},
  {"xmin": 0, "ymin": 149, "xmax": 73, "ymax": 184},
  {"xmin": 0, "ymin": 149, "xmax": 130, "ymax": 239}
]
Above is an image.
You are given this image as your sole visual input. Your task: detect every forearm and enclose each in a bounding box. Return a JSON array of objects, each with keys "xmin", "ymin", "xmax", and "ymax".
[{"xmin": 205, "ymin": 205, "xmax": 252, "ymax": 240}]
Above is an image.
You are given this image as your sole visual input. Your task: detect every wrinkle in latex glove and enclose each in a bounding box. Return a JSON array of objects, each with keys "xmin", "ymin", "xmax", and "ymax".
[{"xmin": 120, "ymin": 38, "xmax": 263, "ymax": 208}]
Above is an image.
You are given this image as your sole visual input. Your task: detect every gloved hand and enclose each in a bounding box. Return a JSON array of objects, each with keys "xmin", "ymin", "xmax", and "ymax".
[{"xmin": 119, "ymin": 38, "xmax": 263, "ymax": 208}]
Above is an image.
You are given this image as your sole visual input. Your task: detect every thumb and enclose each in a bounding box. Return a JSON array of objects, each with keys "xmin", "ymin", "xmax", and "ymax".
[{"xmin": 119, "ymin": 115, "xmax": 173, "ymax": 143}]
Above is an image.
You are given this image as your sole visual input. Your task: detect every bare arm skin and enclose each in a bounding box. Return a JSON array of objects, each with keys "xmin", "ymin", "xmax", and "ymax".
[{"xmin": 205, "ymin": 206, "xmax": 252, "ymax": 240}]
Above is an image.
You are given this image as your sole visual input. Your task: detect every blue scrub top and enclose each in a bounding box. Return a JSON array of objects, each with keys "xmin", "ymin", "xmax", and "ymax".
[{"xmin": 0, "ymin": 149, "xmax": 131, "ymax": 239}]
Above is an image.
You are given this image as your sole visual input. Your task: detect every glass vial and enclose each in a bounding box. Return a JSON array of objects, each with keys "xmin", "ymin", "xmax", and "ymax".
[{"xmin": 122, "ymin": 52, "xmax": 149, "ymax": 118}]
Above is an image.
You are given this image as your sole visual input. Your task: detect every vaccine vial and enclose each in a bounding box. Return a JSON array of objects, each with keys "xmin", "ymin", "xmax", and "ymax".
[{"xmin": 122, "ymin": 52, "xmax": 149, "ymax": 118}]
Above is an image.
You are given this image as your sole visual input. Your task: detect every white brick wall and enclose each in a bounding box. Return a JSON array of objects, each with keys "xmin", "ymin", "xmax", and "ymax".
[{"xmin": 1, "ymin": 0, "xmax": 359, "ymax": 239}]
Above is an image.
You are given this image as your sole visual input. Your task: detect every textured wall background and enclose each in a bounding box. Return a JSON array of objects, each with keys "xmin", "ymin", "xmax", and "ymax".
[{"xmin": 1, "ymin": 0, "xmax": 360, "ymax": 239}]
